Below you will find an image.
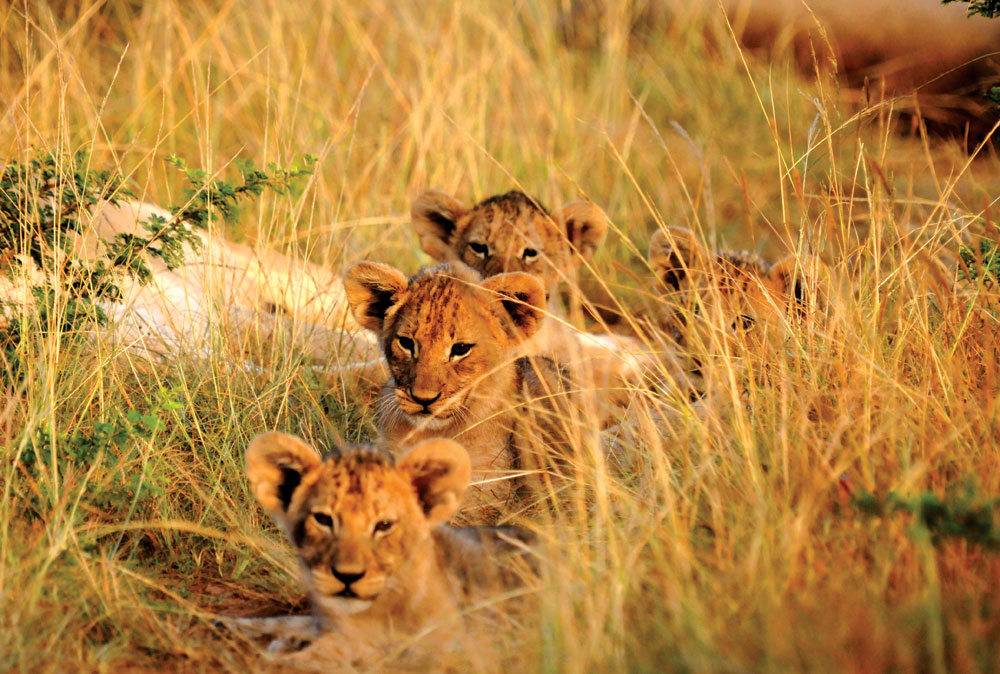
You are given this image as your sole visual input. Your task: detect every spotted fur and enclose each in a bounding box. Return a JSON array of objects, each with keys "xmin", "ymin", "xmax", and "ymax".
[
  {"xmin": 411, "ymin": 190, "xmax": 608, "ymax": 299},
  {"xmin": 649, "ymin": 227, "xmax": 827, "ymax": 332},
  {"xmin": 647, "ymin": 226, "xmax": 829, "ymax": 394},
  {"xmin": 344, "ymin": 261, "xmax": 580, "ymax": 513},
  {"xmin": 411, "ymin": 190, "xmax": 649, "ymax": 427},
  {"xmin": 227, "ymin": 432, "xmax": 534, "ymax": 666}
]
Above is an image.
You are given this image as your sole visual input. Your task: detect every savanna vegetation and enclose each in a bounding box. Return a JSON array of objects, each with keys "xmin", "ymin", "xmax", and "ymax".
[{"xmin": 1, "ymin": 1, "xmax": 999, "ymax": 672}]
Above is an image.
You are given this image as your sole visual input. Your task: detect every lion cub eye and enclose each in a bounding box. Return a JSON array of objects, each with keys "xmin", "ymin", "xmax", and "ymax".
[
  {"xmin": 396, "ymin": 336, "xmax": 416, "ymax": 356},
  {"xmin": 468, "ymin": 241, "xmax": 489, "ymax": 258},
  {"xmin": 449, "ymin": 342, "xmax": 474, "ymax": 359},
  {"xmin": 521, "ymin": 247, "xmax": 538, "ymax": 261},
  {"xmin": 312, "ymin": 512, "xmax": 334, "ymax": 528},
  {"xmin": 733, "ymin": 314, "xmax": 756, "ymax": 331},
  {"xmin": 373, "ymin": 520, "xmax": 395, "ymax": 535}
]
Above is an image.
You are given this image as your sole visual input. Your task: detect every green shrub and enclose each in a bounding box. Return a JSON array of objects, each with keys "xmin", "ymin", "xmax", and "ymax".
[{"xmin": 942, "ymin": 0, "xmax": 1000, "ymax": 18}]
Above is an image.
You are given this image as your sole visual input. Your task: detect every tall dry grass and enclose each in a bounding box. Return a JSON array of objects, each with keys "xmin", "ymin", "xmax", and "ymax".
[{"xmin": 1, "ymin": 0, "xmax": 999, "ymax": 672}]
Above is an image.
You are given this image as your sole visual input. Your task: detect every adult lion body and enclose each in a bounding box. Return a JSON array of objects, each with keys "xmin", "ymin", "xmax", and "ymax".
[
  {"xmin": 1, "ymin": 199, "xmax": 379, "ymax": 364},
  {"xmin": 559, "ymin": 0, "xmax": 1000, "ymax": 137}
]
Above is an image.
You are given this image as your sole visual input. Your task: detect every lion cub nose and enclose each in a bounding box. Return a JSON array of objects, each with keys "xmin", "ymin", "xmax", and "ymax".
[
  {"xmin": 409, "ymin": 389, "xmax": 441, "ymax": 412},
  {"xmin": 332, "ymin": 568, "xmax": 366, "ymax": 587}
]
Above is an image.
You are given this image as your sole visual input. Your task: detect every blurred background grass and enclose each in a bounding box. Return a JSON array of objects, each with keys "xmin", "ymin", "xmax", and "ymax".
[{"xmin": 1, "ymin": 1, "xmax": 999, "ymax": 672}]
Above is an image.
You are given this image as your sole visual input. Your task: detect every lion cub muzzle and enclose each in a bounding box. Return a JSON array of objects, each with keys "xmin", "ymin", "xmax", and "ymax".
[
  {"xmin": 331, "ymin": 569, "xmax": 365, "ymax": 595},
  {"xmin": 407, "ymin": 388, "xmax": 442, "ymax": 414}
]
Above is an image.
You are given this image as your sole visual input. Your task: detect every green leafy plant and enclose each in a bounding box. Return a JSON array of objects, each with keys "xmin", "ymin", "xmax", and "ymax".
[
  {"xmin": 853, "ymin": 482, "xmax": 1000, "ymax": 549},
  {"xmin": 942, "ymin": 0, "xmax": 1000, "ymax": 18},
  {"xmin": 20, "ymin": 386, "xmax": 185, "ymax": 515},
  {"xmin": 165, "ymin": 154, "xmax": 317, "ymax": 230},
  {"xmin": 987, "ymin": 86, "xmax": 1000, "ymax": 112},
  {"xmin": 0, "ymin": 150, "xmax": 316, "ymax": 381},
  {"xmin": 98, "ymin": 154, "xmax": 317, "ymax": 285},
  {"xmin": 957, "ymin": 238, "xmax": 1000, "ymax": 282},
  {"xmin": 1, "ymin": 149, "xmax": 316, "ymax": 303},
  {"xmin": 0, "ymin": 149, "xmax": 134, "ymax": 304}
]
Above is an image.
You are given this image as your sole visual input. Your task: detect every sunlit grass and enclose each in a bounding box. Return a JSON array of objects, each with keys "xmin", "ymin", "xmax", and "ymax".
[{"xmin": 2, "ymin": 1, "xmax": 999, "ymax": 672}]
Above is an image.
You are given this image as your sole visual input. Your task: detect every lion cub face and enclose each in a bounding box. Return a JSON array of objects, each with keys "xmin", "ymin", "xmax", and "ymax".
[
  {"xmin": 246, "ymin": 432, "xmax": 470, "ymax": 618},
  {"xmin": 411, "ymin": 190, "xmax": 609, "ymax": 296},
  {"xmin": 344, "ymin": 261, "xmax": 546, "ymax": 426},
  {"xmin": 648, "ymin": 227, "xmax": 828, "ymax": 343}
]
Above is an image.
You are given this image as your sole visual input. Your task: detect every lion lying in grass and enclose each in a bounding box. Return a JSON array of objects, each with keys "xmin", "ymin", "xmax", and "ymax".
[
  {"xmin": 558, "ymin": 0, "xmax": 1000, "ymax": 139},
  {"xmin": 0, "ymin": 199, "xmax": 379, "ymax": 365},
  {"xmin": 411, "ymin": 189, "xmax": 647, "ymax": 374},
  {"xmin": 344, "ymin": 260, "xmax": 586, "ymax": 513},
  {"xmin": 645, "ymin": 225, "xmax": 829, "ymax": 398},
  {"xmin": 221, "ymin": 431, "xmax": 535, "ymax": 669}
]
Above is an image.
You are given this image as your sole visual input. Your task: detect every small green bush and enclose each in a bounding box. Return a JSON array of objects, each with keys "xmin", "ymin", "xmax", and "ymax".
[
  {"xmin": 942, "ymin": 0, "xmax": 1000, "ymax": 19},
  {"xmin": 0, "ymin": 151, "xmax": 315, "ymax": 382},
  {"xmin": 958, "ymin": 239, "xmax": 1000, "ymax": 283},
  {"xmin": 854, "ymin": 482, "xmax": 1000, "ymax": 549}
]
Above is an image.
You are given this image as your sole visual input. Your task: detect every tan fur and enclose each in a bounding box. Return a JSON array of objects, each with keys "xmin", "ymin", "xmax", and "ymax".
[
  {"xmin": 412, "ymin": 190, "xmax": 649, "ymax": 423},
  {"xmin": 647, "ymin": 226, "xmax": 828, "ymax": 394},
  {"xmin": 231, "ymin": 432, "xmax": 533, "ymax": 668},
  {"xmin": 344, "ymin": 260, "xmax": 582, "ymax": 513},
  {"xmin": 411, "ymin": 190, "xmax": 608, "ymax": 354},
  {"xmin": 411, "ymin": 190, "xmax": 608, "ymax": 301},
  {"xmin": 724, "ymin": 0, "xmax": 1000, "ymax": 97},
  {"xmin": 559, "ymin": 0, "xmax": 1000, "ymax": 134},
  {"xmin": 0, "ymin": 199, "xmax": 379, "ymax": 364},
  {"xmin": 649, "ymin": 227, "xmax": 828, "ymax": 328}
]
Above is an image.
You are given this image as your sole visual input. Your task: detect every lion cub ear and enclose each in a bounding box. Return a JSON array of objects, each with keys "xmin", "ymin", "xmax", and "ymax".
[
  {"xmin": 481, "ymin": 272, "xmax": 547, "ymax": 341},
  {"xmin": 554, "ymin": 201, "xmax": 609, "ymax": 261},
  {"xmin": 344, "ymin": 261, "xmax": 409, "ymax": 333},
  {"xmin": 411, "ymin": 191, "xmax": 469, "ymax": 261},
  {"xmin": 648, "ymin": 227, "xmax": 708, "ymax": 291},
  {"xmin": 768, "ymin": 256, "xmax": 829, "ymax": 310},
  {"xmin": 398, "ymin": 438, "xmax": 471, "ymax": 526},
  {"xmin": 246, "ymin": 432, "xmax": 323, "ymax": 531}
]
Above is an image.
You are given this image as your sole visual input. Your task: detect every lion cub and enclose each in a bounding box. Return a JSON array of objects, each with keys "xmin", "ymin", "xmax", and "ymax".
[
  {"xmin": 411, "ymin": 190, "xmax": 607, "ymax": 311},
  {"xmin": 227, "ymin": 431, "xmax": 533, "ymax": 668},
  {"xmin": 646, "ymin": 226, "xmax": 829, "ymax": 395},
  {"xmin": 344, "ymin": 260, "xmax": 580, "ymax": 511},
  {"xmin": 411, "ymin": 190, "xmax": 647, "ymax": 417}
]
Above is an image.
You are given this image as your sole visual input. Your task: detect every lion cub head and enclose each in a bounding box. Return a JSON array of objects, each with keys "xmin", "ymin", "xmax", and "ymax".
[
  {"xmin": 344, "ymin": 261, "xmax": 546, "ymax": 427},
  {"xmin": 246, "ymin": 432, "xmax": 470, "ymax": 618},
  {"xmin": 411, "ymin": 190, "xmax": 609, "ymax": 297},
  {"xmin": 648, "ymin": 226, "xmax": 828, "ymax": 342}
]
